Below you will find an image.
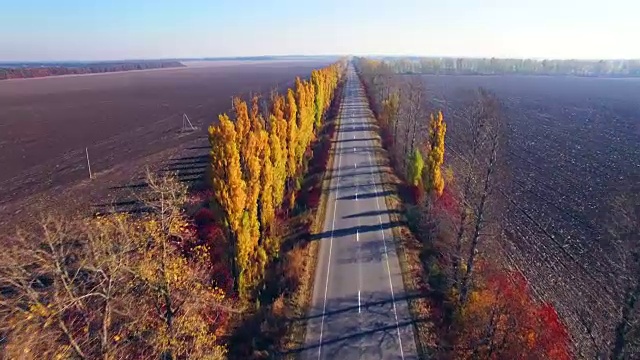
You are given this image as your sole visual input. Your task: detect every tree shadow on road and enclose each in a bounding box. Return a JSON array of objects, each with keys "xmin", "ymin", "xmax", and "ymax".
[
  {"xmin": 342, "ymin": 209, "xmax": 402, "ymax": 219},
  {"xmin": 309, "ymin": 220, "xmax": 404, "ymax": 242},
  {"xmin": 282, "ymin": 290, "xmax": 428, "ymax": 357},
  {"xmin": 337, "ymin": 189, "xmax": 394, "ymax": 201}
]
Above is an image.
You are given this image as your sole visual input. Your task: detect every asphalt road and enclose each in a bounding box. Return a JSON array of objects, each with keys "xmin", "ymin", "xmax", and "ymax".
[{"xmin": 300, "ymin": 64, "xmax": 418, "ymax": 359}]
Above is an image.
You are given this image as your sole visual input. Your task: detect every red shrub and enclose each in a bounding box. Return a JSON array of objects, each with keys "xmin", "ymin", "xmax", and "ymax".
[
  {"xmin": 210, "ymin": 262, "xmax": 234, "ymax": 295},
  {"xmin": 185, "ymin": 207, "xmax": 236, "ymax": 295},
  {"xmin": 535, "ymin": 303, "xmax": 572, "ymax": 360},
  {"xmin": 194, "ymin": 207, "xmax": 216, "ymax": 227},
  {"xmin": 456, "ymin": 269, "xmax": 572, "ymax": 359},
  {"xmin": 201, "ymin": 223, "xmax": 226, "ymax": 255},
  {"xmin": 307, "ymin": 186, "xmax": 321, "ymax": 209}
]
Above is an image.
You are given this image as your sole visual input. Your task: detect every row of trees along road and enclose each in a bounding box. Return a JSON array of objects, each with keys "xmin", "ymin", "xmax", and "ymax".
[
  {"xmin": 354, "ymin": 57, "xmax": 574, "ymax": 358},
  {"xmin": 356, "ymin": 56, "xmax": 640, "ymax": 358},
  {"xmin": 354, "ymin": 58, "xmax": 446, "ymax": 199},
  {"xmin": 208, "ymin": 60, "xmax": 345, "ymax": 300}
]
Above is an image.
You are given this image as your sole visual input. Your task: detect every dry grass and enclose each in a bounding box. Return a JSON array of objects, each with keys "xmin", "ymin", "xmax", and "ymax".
[{"xmin": 272, "ymin": 294, "xmax": 286, "ymax": 319}]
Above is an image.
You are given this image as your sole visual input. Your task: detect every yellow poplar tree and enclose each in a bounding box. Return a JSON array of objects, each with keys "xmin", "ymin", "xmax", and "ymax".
[
  {"xmin": 233, "ymin": 97, "xmax": 250, "ymax": 157},
  {"xmin": 258, "ymin": 128, "xmax": 279, "ymax": 260},
  {"xmin": 207, "ymin": 60, "xmax": 345, "ymax": 296},
  {"xmin": 271, "ymin": 93, "xmax": 285, "ymax": 122},
  {"xmin": 294, "ymin": 78, "xmax": 316, "ymax": 168},
  {"xmin": 306, "ymin": 79, "xmax": 316, "ymax": 131},
  {"xmin": 208, "ymin": 114, "xmax": 247, "ymax": 282},
  {"xmin": 285, "ymin": 88, "xmax": 298, "ymax": 179},
  {"xmin": 239, "ymin": 129, "xmax": 263, "ymax": 295},
  {"xmin": 294, "ymin": 77, "xmax": 307, "ymax": 167},
  {"xmin": 259, "ymin": 130, "xmax": 274, "ymax": 231},
  {"xmin": 269, "ymin": 115, "xmax": 287, "ymax": 209},
  {"xmin": 423, "ymin": 111, "xmax": 447, "ymax": 196},
  {"xmin": 250, "ymin": 95, "xmax": 263, "ymax": 131},
  {"xmin": 312, "ymin": 70, "xmax": 325, "ymax": 128},
  {"xmin": 270, "ymin": 94, "xmax": 288, "ymax": 195}
]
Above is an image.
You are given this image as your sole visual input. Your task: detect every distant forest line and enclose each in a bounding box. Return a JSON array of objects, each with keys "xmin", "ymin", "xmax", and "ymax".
[
  {"xmin": 0, "ymin": 56, "xmax": 340, "ymax": 80},
  {"xmin": 0, "ymin": 61, "xmax": 185, "ymax": 80},
  {"xmin": 372, "ymin": 57, "xmax": 640, "ymax": 77},
  {"xmin": 4, "ymin": 56, "xmax": 639, "ymax": 80}
]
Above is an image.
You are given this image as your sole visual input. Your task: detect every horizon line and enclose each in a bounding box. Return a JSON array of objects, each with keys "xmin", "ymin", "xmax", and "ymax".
[{"xmin": 1, "ymin": 54, "xmax": 640, "ymax": 64}]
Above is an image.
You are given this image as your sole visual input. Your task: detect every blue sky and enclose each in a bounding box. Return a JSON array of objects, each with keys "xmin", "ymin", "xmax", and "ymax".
[{"xmin": 0, "ymin": 0, "xmax": 638, "ymax": 61}]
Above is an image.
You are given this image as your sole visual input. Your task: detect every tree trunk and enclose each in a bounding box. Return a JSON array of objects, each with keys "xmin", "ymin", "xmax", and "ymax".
[
  {"xmin": 460, "ymin": 132, "xmax": 498, "ymax": 305},
  {"xmin": 452, "ymin": 100, "xmax": 486, "ymax": 289},
  {"xmin": 101, "ymin": 292, "xmax": 112, "ymax": 360}
]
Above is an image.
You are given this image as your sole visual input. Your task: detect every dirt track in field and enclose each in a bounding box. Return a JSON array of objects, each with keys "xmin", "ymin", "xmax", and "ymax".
[{"xmin": 0, "ymin": 60, "xmax": 331, "ymax": 233}]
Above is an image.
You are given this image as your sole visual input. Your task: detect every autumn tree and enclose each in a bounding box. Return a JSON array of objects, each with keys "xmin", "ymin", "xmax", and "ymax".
[
  {"xmin": 407, "ymin": 148, "xmax": 424, "ymax": 187},
  {"xmin": 454, "ymin": 270, "xmax": 571, "ymax": 359},
  {"xmin": 269, "ymin": 113, "xmax": 287, "ymax": 210},
  {"xmin": 224, "ymin": 97, "xmax": 259, "ymax": 294},
  {"xmin": 312, "ymin": 69, "xmax": 325, "ymax": 128},
  {"xmin": 382, "ymin": 91, "xmax": 400, "ymax": 142},
  {"xmin": 207, "ymin": 61, "xmax": 345, "ymax": 298},
  {"xmin": 423, "ymin": 110, "xmax": 446, "ymax": 197},
  {"xmin": 132, "ymin": 173, "xmax": 230, "ymax": 359},
  {"xmin": 0, "ymin": 217, "xmax": 133, "ymax": 360},
  {"xmin": 401, "ymin": 77, "xmax": 426, "ymax": 164},
  {"xmin": 240, "ymin": 126, "xmax": 264, "ymax": 295},
  {"xmin": 452, "ymin": 89, "xmax": 505, "ymax": 305},
  {"xmin": 0, "ymin": 173, "xmax": 231, "ymax": 360},
  {"xmin": 285, "ymin": 88, "xmax": 298, "ymax": 181},
  {"xmin": 258, "ymin": 128, "xmax": 278, "ymax": 260},
  {"xmin": 233, "ymin": 97, "xmax": 251, "ymax": 164},
  {"xmin": 294, "ymin": 77, "xmax": 316, "ymax": 170},
  {"xmin": 208, "ymin": 113, "xmax": 247, "ymax": 290},
  {"xmin": 250, "ymin": 95, "xmax": 263, "ymax": 130}
]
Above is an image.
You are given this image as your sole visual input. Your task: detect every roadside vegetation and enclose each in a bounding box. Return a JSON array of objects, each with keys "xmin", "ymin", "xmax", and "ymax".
[
  {"xmin": 206, "ymin": 59, "xmax": 347, "ymax": 358},
  {"xmin": 355, "ymin": 57, "xmax": 576, "ymax": 359},
  {"xmin": 0, "ymin": 173, "xmax": 233, "ymax": 359}
]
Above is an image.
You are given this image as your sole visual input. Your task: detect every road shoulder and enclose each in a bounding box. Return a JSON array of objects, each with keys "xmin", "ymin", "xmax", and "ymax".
[{"xmin": 361, "ymin": 87, "xmax": 437, "ymax": 357}]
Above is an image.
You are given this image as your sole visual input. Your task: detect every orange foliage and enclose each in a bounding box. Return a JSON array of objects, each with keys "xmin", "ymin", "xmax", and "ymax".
[
  {"xmin": 455, "ymin": 269, "xmax": 572, "ymax": 359},
  {"xmin": 208, "ymin": 60, "xmax": 346, "ymax": 299}
]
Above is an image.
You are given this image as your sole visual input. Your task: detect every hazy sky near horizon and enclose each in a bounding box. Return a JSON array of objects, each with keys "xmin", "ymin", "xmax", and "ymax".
[{"xmin": 1, "ymin": 0, "xmax": 638, "ymax": 61}]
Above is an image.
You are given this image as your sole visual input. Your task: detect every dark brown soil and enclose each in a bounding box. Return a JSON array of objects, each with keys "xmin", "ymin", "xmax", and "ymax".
[
  {"xmin": 422, "ymin": 74, "xmax": 640, "ymax": 357},
  {"xmin": 0, "ymin": 60, "xmax": 330, "ymax": 233}
]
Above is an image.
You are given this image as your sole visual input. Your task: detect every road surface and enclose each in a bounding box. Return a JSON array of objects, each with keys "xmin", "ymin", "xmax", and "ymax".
[{"xmin": 300, "ymin": 64, "xmax": 419, "ymax": 359}]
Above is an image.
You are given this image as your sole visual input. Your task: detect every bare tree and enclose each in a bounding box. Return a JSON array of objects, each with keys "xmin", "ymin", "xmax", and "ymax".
[
  {"xmin": 401, "ymin": 76, "xmax": 427, "ymax": 172},
  {"xmin": 0, "ymin": 173, "xmax": 232, "ymax": 359},
  {"xmin": 0, "ymin": 217, "xmax": 136, "ymax": 360},
  {"xmin": 449, "ymin": 88, "xmax": 506, "ymax": 305}
]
